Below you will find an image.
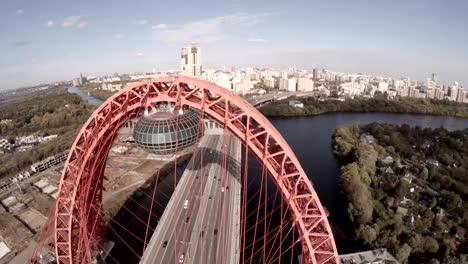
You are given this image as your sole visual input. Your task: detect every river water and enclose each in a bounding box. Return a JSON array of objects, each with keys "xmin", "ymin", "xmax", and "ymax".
[
  {"xmin": 67, "ymin": 86, "xmax": 103, "ymax": 106},
  {"xmin": 68, "ymin": 88, "xmax": 468, "ymax": 255}
]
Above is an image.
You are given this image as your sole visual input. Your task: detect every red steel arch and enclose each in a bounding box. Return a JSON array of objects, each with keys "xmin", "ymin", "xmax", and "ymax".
[{"xmin": 50, "ymin": 76, "xmax": 338, "ymax": 264}]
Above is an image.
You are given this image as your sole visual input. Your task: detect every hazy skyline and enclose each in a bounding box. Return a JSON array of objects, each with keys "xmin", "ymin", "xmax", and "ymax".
[{"xmin": 1, "ymin": 0, "xmax": 468, "ymax": 90}]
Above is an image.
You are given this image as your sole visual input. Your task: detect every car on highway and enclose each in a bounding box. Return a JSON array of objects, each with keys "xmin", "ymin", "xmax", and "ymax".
[
  {"xmin": 183, "ymin": 199, "xmax": 189, "ymax": 209},
  {"xmin": 179, "ymin": 253, "xmax": 185, "ymax": 263},
  {"xmin": 162, "ymin": 240, "xmax": 168, "ymax": 248}
]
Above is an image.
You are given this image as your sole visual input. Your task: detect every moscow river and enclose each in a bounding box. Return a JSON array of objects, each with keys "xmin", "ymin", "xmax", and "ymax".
[{"xmin": 68, "ymin": 86, "xmax": 103, "ymax": 106}]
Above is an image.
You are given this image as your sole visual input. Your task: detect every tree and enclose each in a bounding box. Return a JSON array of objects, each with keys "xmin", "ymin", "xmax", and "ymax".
[
  {"xmin": 423, "ymin": 236, "xmax": 439, "ymax": 253},
  {"xmin": 333, "ymin": 125, "xmax": 360, "ymax": 157},
  {"xmin": 333, "ymin": 122, "xmax": 468, "ymax": 264},
  {"xmin": 442, "ymin": 254, "xmax": 468, "ymax": 264},
  {"xmin": 408, "ymin": 233, "xmax": 424, "ymax": 253},
  {"xmin": 420, "ymin": 167, "xmax": 429, "ymax": 181},
  {"xmin": 395, "ymin": 179, "xmax": 410, "ymax": 201},
  {"xmin": 357, "ymin": 224, "xmax": 377, "ymax": 244},
  {"xmin": 341, "ymin": 163, "xmax": 373, "ymax": 223},
  {"xmin": 439, "ymin": 190, "xmax": 462, "ymax": 212},
  {"xmin": 396, "ymin": 243, "xmax": 412, "ymax": 264},
  {"xmin": 354, "ymin": 142, "xmax": 378, "ymax": 185}
]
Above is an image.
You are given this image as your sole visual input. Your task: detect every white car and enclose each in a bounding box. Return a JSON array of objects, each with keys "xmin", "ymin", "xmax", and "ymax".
[
  {"xmin": 183, "ymin": 199, "xmax": 188, "ymax": 209},
  {"xmin": 179, "ymin": 253, "xmax": 185, "ymax": 263}
]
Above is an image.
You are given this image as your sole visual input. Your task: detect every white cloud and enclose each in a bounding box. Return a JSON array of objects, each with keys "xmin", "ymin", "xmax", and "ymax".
[
  {"xmin": 247, "ymin": 37, "xmax": 268, "ymax": 43},
  {"xmin": 114, "ymin": 34, "xmax": 125, "ymax": 40},
  {"xmin": 17, "ymin": 9, "xmax": 23, "ymax": 15},
  {"xmin": 152, "ymin": 12, "xmax": 270, "ymax": 43},
  {"xmin": 152, "ymin": 24, "xmax": 168, "ymax": 30},
  {"xmin": 61, "ymin": 16, "xmax": 88, "ymax": 28},
  {"xmin": 136, "ymin": 52, "xmax": 144, "ymax": 57},
  {"xmin": 62, "ymin": 16, "xmax": 82, "ymax": 27},
  {"xmin": 134, "ymin": 20, "xmax": 148, "ymax": 25},
  {"xmin": 47, "ymin": 20, "xmax": 56, "ymax": 27},
  {"xmin": 77, "ymin": 21, "xmax": 88, "ymax": 29}
]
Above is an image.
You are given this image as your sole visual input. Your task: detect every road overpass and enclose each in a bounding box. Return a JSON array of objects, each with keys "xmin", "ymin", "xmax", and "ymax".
[
  {"xmin": 141, "ymin": 134, "xmax": 241, "ymax": 264},
  {"xmin": 249, "ymin": 91, "xmax": 314, "ymax": 108}
]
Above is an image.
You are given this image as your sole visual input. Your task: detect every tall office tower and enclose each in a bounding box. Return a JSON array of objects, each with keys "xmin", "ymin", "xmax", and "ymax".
[
  {"xmin": 449, "ymin": 86, "xmax": 459, "ymax": 101},
  {"xmin": 79, "ymin": 73, "xmax": 86, "ymax": 85},
  {"xmin": 431, "ymin": 72, "xmax": 438, "ymax": 83},
  {"xmin": 180, "ymin": 44, "xmax": 202, "ymax": 77},
  {"xmin": 312, "ymin": 68, "xmax": 318, "ymax": 80}
]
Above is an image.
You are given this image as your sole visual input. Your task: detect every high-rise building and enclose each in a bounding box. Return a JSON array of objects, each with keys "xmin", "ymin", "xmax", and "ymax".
[
  {"xmin": 426, "ymin": 88, "xmax": 435, "ymax": 99},
  {"xmin": 312, "ymin": 69, "xmax": 319, "ymax": 80},
  {"xmin": 213, "ymin": 72, "xmax": 231, "ymax": 90},
  {"xmin": 73, "ymin": 73, "xmax": 86, "ymax": 86},
  {"xmin": 279, "ymin": 78, "xmax": 297, "ymax": 92},
  {"xmin": 434, "ymin": 88, "xmax": 445, "ymax": 100},
  {"xmin": 180, "ymin": 44, "xmax": 202, "ymax": 77},
  {"xmin": 449, "ymin": 85, "xmax": 459, "ymax": 101},
  {"xmin": 431, "ymin": 73, "xmax": 438, "ymax": 83},
  {"xmin": 264, "ymin": 76, "xmax": 276, "ymax": 88},
  {"xmin": 297, "ymin": 78, "xmax": 314, "ymax": 92},
  {"xmin": 456, "ymin": 89, "xmax": 466, "ymax": 103}
]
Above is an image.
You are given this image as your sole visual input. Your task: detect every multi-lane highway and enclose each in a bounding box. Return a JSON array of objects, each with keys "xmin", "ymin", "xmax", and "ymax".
[{"xmin": 141, "ymin": 134, "xmax": 241, "ymax": 264}]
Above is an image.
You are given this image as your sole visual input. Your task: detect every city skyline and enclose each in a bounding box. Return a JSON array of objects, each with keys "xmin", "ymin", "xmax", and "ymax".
[{"xmin": 1, "ymin": 0, "xmax": 468, "ymax": 90}]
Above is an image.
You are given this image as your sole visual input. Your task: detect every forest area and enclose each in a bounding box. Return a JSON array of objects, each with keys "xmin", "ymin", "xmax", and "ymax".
[
  {"xmin": 333, "ymin": 123, "xmax": 468, "ymax": 263},
  {"xmin": 0, "ymin": 90, "xmax": 93, "ymax": 179},
  {"xmin": 260, "ymin": 96, "xmax": 468, "ymax": 118}
]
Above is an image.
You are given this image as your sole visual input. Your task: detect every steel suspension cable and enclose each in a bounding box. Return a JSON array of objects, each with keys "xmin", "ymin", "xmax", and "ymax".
[{"xmin": 142, "ymin": 169, "xmax": 160, "ymax": 255}]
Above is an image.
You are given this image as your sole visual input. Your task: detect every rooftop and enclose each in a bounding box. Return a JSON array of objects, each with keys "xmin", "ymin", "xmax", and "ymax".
[
  {"xmin": 0, "ymin": 241, "xmax": 11, "ymax": 260},
  {"xmin": 339, "ymin": 248, "xmax": 399, "ymax": 264}
]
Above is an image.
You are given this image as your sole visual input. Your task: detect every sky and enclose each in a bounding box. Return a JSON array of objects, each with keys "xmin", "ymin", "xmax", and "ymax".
[{"xmin": 1, "ymin": 0, "xmax": 468, "ymax": 91}]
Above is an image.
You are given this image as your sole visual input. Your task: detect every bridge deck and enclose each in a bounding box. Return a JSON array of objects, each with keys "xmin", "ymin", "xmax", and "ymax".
[{"xmin": 141, "ymin": 134, "xmax": 241, "ymax": 264}]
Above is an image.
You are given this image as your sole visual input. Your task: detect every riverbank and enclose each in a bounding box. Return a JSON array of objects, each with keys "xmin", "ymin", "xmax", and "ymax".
[
  {"xmin": 260, "ymin": 96, "xmax": 468, "ymax": 118},
  {"xmin": 332, "ymin": 123, "xmax": 468, "ymax": 263}
]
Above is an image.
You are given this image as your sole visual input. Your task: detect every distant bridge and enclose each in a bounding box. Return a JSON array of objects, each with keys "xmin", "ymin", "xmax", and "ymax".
[{"xmin": 248, "ymin": 91, "xmax": 314, "ymax": 108}]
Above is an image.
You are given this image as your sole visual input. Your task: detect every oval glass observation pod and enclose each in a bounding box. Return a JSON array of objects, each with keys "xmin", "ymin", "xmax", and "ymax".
[{"xmin": 133, "ymin": 108, "xmax": 202, "ymax": 155}]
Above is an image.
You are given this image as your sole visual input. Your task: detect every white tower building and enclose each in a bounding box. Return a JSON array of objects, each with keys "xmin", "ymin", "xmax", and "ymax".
[{"xmin": 180, "ymin": 44, "xmax": 202, "ymax": 77}]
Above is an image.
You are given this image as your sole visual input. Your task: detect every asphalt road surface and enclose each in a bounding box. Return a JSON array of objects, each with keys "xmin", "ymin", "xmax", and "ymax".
[{"xmin": 141, "ymin": 134, "xmax": 241, "ymax": 264}]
